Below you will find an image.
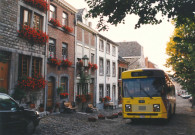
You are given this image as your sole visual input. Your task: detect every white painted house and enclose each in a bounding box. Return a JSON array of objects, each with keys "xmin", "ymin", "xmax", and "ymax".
[{"xmin": 96, "ymin": 34, "xmax": 119, "ymax": 109}]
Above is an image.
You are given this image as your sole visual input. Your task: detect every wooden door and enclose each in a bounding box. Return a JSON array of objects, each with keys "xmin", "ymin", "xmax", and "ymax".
[
  {"xmin": 47, "ymin": 78, "xmax": 54, "ymax": 108},
  {"xmin": 0, "ymin": 62, "xmax": 9, "ymax": 91}
]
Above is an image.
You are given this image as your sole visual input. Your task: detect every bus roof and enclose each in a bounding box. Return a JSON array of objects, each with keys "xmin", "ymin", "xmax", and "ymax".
[{"xmin": 122, "ymin": 68, "xmax": 165, "ymax": 79}]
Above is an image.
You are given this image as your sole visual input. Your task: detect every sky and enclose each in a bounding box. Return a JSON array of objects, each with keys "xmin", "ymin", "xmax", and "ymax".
[{"xmin": 65, "ymin": 0, "xmax": 175, "ymax": 72}]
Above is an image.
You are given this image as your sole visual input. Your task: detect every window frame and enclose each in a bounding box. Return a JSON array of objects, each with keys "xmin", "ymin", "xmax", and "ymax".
[
  {"xmin": 106, "ymin": 84, "xmax": 110, "ymax": 97},
  {"xmin": 49, "ymin": 38, "xmax": 56, "ymax": 58},
  {"xmin": 49, "ymin": 4, "xmax": 56, "ymax": 19},
  {"xmin": 99, "ymin": 39, "xmax": 104, "ymax": 51},
  {"xmin": 106, "ymin": 43, "xmax": 110, "ymax": 54},
  {"xmin": 62, "ymin": 42, "xmax": 68, "ymax": 60},
  {"xmin": 99, "ymin": 57, "xmax": 104, "ymax": 76},
  {"xmin": 99, "ymin": 84, "xmax": 104, "ymax": 101},
  {"xmin": 112, "ymin": 46, "xmax": 116, "ymax": 56},
  {"xmin": 106, "ymin": 60, "xmax": 110, "ymax": 76},
  {"xmin": 112, "ymin": 62, "xmax": 116, "ymax": 77},
  {"xmin": 62, "ymin": 12, "xmax": 68, "ymax": 26}
]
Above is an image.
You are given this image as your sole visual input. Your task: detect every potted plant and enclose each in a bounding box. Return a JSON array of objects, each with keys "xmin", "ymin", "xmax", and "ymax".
[
  {"xmin": 62, "ymin": 25, "xmax": 73, "ymax": 33},
  {"xmin": 49, "ymin": 18, "xmax": 61, "ymax": 27},
  {"xmin": 98, "ymin": 114, "xmax": 105, "ymax": 120},
  {"xmin": 60, "ymin": 93, "xmax": 69, "ymax": 99},
  {"xmin": 61, "ymin": 59, "xmax": 72, "ymax": 67}
]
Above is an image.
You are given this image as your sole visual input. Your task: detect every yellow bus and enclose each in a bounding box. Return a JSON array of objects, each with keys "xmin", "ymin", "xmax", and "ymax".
[{"xmin": 122, "ymin": 68, "xmax": 176, "ymax": 120}]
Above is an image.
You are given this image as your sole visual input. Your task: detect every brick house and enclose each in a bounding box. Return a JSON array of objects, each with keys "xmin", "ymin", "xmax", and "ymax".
[
  {"xmin": 145, "ymin": 57, "xmax": 158, "ymax": 68},
  {"xmin": 47, "ymin": 0, "xmax": 77, "ymax": 111},
  {"xmin": 0, "ymin": 0, "xmax": 48, "ymax": 107},
  {"xmin": 75, "ymin": 8, "xmax": 98, "ymax": 109}
]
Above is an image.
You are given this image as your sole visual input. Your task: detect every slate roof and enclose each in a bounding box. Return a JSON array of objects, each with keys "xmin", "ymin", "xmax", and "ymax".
[{"xmin": 117, "ymin": 41, "xmax": 142, "ymax": 57}]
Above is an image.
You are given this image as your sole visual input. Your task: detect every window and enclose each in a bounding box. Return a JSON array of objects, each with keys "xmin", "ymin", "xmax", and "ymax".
[
  {"xmin": 18, "ymin": 55, "xmax": 30, "ymax": 77},
  {"xmin": 99, "ymin": 58, "xmax": 104, "ymax": 75},
  {"xmin": 106, "ymin": 84, "xmax": 110, "ymax": 97},
  {"xmin": 61, "ymin": 77, "xmax": 68, "ymax": 93},
  {"xmin": 99, "ymin": 39, "xmax": 104, "ymax": 51},
  {"xmin": 91, "ymin": 53, "xmax": 94, "ymax": 64},
  {"xmin": 112, "ymin": 62, "xmax": 116, "ymax": 76},
  {"xmin": 33, "ymin": 13, "xmax": 43, "ymax": 30},
  {"xmin": 50, "ymin": 5, "xmax": 56, "ymax": 19},
  {"xmin": 112, "ymin": 46, "xmax": 116, "ymax": 56},
  {"xmin": 99, "ymin": 84, "xmax": 104, "ymax": 101},
  {"xmin": 22, "ymin": 8, "xmax": 31, "ymax": 26},
  {"xmin": 62, "ymin": 43, "xmax": 68, "ymax": 59},
  {"xmin": 106, "ymin": 60, "xmax": 110, "ymax": 76},
  {"xmin": 77, "ymin": 84, "xmax": 82, "ymax": 95},
  {"xmin": 62, "ymin": 12, "xmax": 68, "ymax": 26},
  {"xmin": 106, "ymin": 43, "xmax": 110, "ymax": 54},
  {"xmin": 49, "ymin": 38, "xmax": 56, "ymax": 58},
  {"xmin": 20, "ymin": 7, "xmax": 43, "ymax": 31},
  {"xmin": 32, "ymin": 57, "xmax": 42, "ymax": 76}
]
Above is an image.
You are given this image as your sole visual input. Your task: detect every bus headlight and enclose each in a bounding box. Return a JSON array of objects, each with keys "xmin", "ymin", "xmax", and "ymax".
[
  {"xmin": 125, "ymin": 104, "xmax": 132, "ymax": 112},
  {"xmin": 153, "ymin": 104, "xmax": 160, "ymax": 112}
]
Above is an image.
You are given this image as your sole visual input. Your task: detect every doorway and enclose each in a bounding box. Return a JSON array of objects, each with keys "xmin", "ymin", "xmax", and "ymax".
[{"xmin": 47, "ymin": 77, "xmax": 55, "ymax": 108}]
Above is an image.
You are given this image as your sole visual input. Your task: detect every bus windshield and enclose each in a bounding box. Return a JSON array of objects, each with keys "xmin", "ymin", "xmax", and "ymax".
[{"xmin": 122, "ymin": 78, "xmax": 164, "ymax": 98}]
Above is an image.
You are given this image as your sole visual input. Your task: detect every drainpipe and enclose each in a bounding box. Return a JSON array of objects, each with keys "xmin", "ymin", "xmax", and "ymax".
[
  {"xmin": 44, "ymin": 0, "xmax": 49, "ymax": 112},
  {"xmin": 74, "ymin": 13, "xmax": 77, "ymax": 102}
]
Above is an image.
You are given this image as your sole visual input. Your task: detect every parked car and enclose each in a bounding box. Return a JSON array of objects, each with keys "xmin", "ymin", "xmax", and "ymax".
[
  {"xmin": 0, "ymin": 93, "xmax": 40, "ymax": 134},
  {"xmin": 181, "ymin": 94, "xmax": 191, "ymax": 99}
]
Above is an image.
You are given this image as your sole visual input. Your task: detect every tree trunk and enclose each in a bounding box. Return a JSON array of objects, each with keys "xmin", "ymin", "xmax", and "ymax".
[{"xmin": 192, "ymin": 95, "xmax": 195, "ymax": 108}]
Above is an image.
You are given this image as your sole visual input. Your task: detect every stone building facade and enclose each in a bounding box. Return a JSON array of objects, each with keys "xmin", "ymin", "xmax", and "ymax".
[
  {"xmin": 46, "ymin": 0, "xmax": 77, "ymax": 110},
  {"xmin": 0, "ymin": 0, "xmax": 47, "ymax": 107}
]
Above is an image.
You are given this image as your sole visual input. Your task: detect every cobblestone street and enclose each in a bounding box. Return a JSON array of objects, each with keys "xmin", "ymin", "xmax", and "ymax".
[{"xmin": 34, "ymin": 96, "xmax": 195, "ymax": 135}]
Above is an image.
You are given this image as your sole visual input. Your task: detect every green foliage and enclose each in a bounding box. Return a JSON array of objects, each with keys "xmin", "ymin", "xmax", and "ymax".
[
  {"xmin": 0, "ymin": 87, "xmax": 7, "ymax": 93},
  {"xmin": 166, "ymin": 19, "xmax": 195, "ymax": 105},
  {"xmin": 85, "ymin": 0, "xmax": 195, "ymax": 31}
]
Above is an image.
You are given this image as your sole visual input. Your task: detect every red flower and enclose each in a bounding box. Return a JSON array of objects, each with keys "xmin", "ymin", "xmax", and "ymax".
[
  {"xmin": 24, "ymin": 0, "xmax": 49, "ymax": 12},
  {"xmin": 48, "ymin": 57, "xmax": 61, "ymax": 66},
  {"xmin": 49, "ymin": 18, "xmax": 61, "ymax": 27},
  {"xmin": 17, "ymin": 73, "xmax": 46, "ymax": 91},
  {"xmin": 18, "ymin": 25, "xmax": 48, "ymax": 45},
  {"xmin": 92, "ymin": 64, "xmax": 98, "ymax": 70},
  {"xmin": 88, "ymin": 62, "xmax": 93, "ymax": 69},
  {"xmin": 62, "ymin": 25, "xmax": 73, "ymax": 33},
  {"xmin": 60, "ymin": 93, "xmax": 69, "ymax": 98},
  {"xmin": 61, "ymin": 59, "xmax": 72, "ymax": 67}
]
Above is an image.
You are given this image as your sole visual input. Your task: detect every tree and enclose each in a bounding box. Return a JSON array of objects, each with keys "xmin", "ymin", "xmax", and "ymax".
[
  {"xmin": 166, "ymin": 20, "xmax": 195, "ymax": 107},
  {"xmin": 85, "ymin": 0, "xmax": 195, "ymax": 31}
]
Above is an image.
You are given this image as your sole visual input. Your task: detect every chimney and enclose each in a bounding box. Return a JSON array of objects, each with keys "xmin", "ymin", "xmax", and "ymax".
[{"xmin": 88, "ymin": 22, "xmax": 92, "ymax": 28}]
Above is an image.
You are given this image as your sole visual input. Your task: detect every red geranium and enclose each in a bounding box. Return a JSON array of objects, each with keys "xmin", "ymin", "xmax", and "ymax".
[
  {"xmin": 62, "ymin": 25, "xmax": 73, "ymax": 33},
  {"xmin": 24, "ymin": 0, "xmax": 49, "ymax": 12},
  {"xmin": 18, "ymin": 25, "xmax": 48, "ymax": 45},
  {"xmin": 61, "ymin": 59, "xmax": 72, "ymax": 67},
  {"xmin": 88, "ymin": 62, "xmax": 93, "ymax": 69},
  {"xmin": 92, "ymin": 64, "xmax": 98, "ymax": 70},
  {"xmin": 49, "ymin": 18, "xmax": 61, "ymax": 27},
  {"xmin": 17, "ymin": 74, "xmax": 46, "ymax": 91},
  {"xmin": 48, "ymin": 57, "xmax": 61, "ymax": 66},
  {"xmin": 60, "ymin": 93, "xmax": 69, "ymax": 98}
]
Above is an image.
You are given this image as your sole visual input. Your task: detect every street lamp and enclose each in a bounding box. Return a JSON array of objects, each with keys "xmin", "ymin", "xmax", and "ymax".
[{"xmin": 82, "ymin": 55, "xmax": 89, "ymax": 67}]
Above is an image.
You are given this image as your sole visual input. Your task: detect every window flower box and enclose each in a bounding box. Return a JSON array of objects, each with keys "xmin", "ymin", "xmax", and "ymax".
[
  {"xmin": 104, "ymin": 96, "xmax": 111, "ymax": 102},
  {"xmin": 17, "ymin": 74, "xmax": 46, "ymax": 91},
  {"xmin": 48, "ymin": 57, "xmax": 61, "ymax": 66},
  {"xmin": 60, "ymin": 93, "xmax": 69, "ymax": 99},
  {"xmin": 49, "ymin": 18, "xmax": 61, "ymax": 27},
  {"xmin": 62, "ymin": 25, "xmax": 73, "ymax": 33},
  {"xmin": 18, "ymin": 26, "xmax": 48, "ymax": 45},
  {"xmin": 24, "ymin": 0, "xmax": 49, "ymax": 12},
  {"xmin": 87, "ymin": 62, "xmax": 93, "ymax": 69},
  {"xmin": 61, "ymin": 59, "xmax": 72, "ymax": 67}
]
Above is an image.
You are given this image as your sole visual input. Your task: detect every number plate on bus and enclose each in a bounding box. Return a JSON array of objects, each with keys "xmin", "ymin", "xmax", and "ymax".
[
  {"xmin": 139, "ymin": 106, "xmax": 146, "ymax": 110},
  {"xmin": 140, "ymin": 115, "xmax": 145, "ymax": 118}
]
